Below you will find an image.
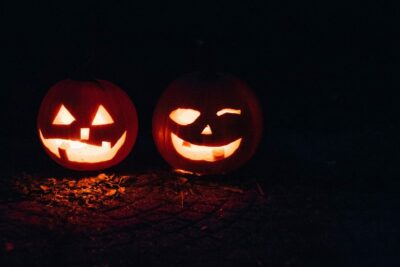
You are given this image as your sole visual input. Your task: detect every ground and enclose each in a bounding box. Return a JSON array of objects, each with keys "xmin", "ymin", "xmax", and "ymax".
[{"xmin": 0, "ymin": 166, "xmax": 395, "ymax": 267}]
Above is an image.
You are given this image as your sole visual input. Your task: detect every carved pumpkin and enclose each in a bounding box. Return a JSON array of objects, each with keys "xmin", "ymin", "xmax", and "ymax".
[
  {"xmin": 37, "ymin": 79, "xmax": 138, "ymax": 171},
  {"xmin": 152, "ymin": 72, "xmax": 262, "ymax": 175}
]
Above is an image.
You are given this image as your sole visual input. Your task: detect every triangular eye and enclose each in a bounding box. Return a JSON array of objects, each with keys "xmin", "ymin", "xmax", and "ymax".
[
  {"xmin": 92, "ymin": 105, "xmax": 114, "ymax": 125},
  {"xmin": 53, "ymin": 105, "xmax": 75, "ymax": 125}
]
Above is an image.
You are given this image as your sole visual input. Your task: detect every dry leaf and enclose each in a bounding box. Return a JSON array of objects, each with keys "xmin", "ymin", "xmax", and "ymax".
[
  {"xmin": 97, "ymin": 173, "xmax": 107, "ymax": 180},
  {"xmin": 118, "ymin": 187, "xmax": 126, "ymax": 194},
  {"xmin": 105, "ymin": 189, "xmax": 117, "ymax": 196},
  {"xmin": 40, "ymin": 185, "xmax": 50, "ymax": 192},
  {"xmin": 68, "ymin": 181, "xmax": 76, "ymax": 187}
]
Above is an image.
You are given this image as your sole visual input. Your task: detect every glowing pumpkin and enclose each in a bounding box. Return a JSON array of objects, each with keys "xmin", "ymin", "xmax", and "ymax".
[
  {"xmin": 152, "ymin": 72, "xmax": 262, "ymax": 175},
  {"xmin": 37, "ymin": 79, "xmax": 138, "ymax": 171}
]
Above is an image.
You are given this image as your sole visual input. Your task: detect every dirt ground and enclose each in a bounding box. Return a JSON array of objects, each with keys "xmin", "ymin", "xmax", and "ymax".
[{"xmin": 0, "ymin": 168, "xmax": 395, "ymax": 266}]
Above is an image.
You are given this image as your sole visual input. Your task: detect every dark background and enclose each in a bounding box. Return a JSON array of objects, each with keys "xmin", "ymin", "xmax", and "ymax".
[
  {"xmin": 1, "ymin": 1, "xmax": 396, "ymax": 265},
  {"xmin": 2, "ymin": 2, "xmax": 393, "ymax": 176}
]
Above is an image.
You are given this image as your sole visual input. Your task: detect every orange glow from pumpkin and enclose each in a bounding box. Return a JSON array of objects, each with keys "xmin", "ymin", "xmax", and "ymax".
[
  {"xmin": 39, "ymin": 130, "xmax": 127, "ymax": 163},
  {"xmin": 169, "ymin": 108, "xmax": 200, "ymax": 125},
  {"xmin": 171, "ymin": 133, "xmax": 242, "ymax": 162}
]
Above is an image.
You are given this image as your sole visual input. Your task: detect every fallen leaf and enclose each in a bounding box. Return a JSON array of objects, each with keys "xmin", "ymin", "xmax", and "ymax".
[
  {"xmin": 40, "ymin": 185, "xmax": 50, "ymax": 192},
  {"xmin": 105, "ymin": 189, "xmax": 117, "ymax": 196},
  {"xmin": 68, "ymin": 181, "xmax": 76, "ymax": 187},
  {"xmin": 118, "ymin": 187, "xmax": 126, "ymax": 194},
  {"xmin": 97, "ymin": 173, "xmax": 107, "ymax": 180}
]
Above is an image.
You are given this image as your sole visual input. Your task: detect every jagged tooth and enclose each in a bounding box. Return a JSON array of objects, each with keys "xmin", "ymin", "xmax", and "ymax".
[
  {"xmin": 58, "ymin": 146, "xmax": 69, "ymax": 160},
  {"xmin": 102, "ymin": 141, "xmax": 111, "ymax": 149},
  {"xmin": 60, "ymin": 141, "xmax": 70, "ymax": 149},
  {"xmin": 212, "ymin": 148, "xmax": 225, "ymax": 160}
]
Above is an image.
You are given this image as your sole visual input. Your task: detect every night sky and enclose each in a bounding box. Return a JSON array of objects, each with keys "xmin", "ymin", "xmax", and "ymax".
[{"xmin": 2, "ymin": 2, "xmax": 393, "ymax": 183}]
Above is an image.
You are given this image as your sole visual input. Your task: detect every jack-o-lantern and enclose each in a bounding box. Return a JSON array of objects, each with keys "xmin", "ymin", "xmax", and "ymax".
[
  {"xmin": 152, "ymin": 72, "xmax": 262, "ymax": 175},
  {"xmin": 37, "ymin": 79, "xmax": 138, "ymax": 171}
]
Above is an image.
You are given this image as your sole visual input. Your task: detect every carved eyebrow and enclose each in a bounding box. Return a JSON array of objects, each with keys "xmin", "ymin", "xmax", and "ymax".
[{"xmin": 216, "ymin": 108, "xmax": 242, "ymax": 116}]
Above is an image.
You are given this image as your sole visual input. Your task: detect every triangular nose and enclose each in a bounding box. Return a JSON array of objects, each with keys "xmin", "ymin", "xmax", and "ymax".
[{"xmin": 201, "ymin": 125, "xmax": 212, "ymax": 135}]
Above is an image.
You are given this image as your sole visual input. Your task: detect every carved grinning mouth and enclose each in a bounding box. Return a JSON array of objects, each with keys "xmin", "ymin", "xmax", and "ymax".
[
  {"xmin": 171, "ymin": 133, "xmax": 242, "ymax": 162},
  {"xmin": 39, "ymin": 130, "xmax": 127, "ymax": 163}
]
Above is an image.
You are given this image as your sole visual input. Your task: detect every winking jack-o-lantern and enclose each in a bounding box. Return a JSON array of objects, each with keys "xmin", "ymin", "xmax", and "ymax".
[
  {"xmin": 152, "ymin": 72, "xmax": 262, "ymax": 175},
  {"xmin": 37, "ymin": 79, "xmax": 138, "ymax": 171}
]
